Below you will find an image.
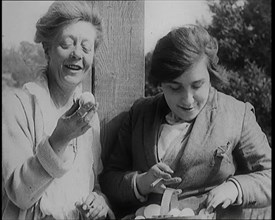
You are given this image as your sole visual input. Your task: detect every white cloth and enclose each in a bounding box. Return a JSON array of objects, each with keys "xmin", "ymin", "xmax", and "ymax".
[
  {"xmin": 228, "ymin": 177, "xmax": 243, "ymax": 205},
  {"xmin": 157, "ymin": 112, "xmax": 192, "ymax": 164},
  {"xmin": 133, "ymin": 111, "xmax": 192, "ymax": 201},
  {"xmin": 23, "ymin": 73, "xmax": 102, "ymax": 219},
  {"xmin": 133, "ymin": 172, "xmax": 148, "ymax": 202}
]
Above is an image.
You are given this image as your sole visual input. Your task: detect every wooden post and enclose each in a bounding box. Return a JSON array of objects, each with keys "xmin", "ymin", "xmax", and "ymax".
[{"xmin": 93, "ymin": 1, "xmax": 145, "ymax": 163}]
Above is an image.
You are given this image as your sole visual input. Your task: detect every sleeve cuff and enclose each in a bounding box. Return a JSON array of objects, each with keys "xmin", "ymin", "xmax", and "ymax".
[
  {"xmin": 133, "ymin": 172, "xmax": 148, "ymax": 202},
  {"xmin": 227, "ymin": 177, "xmax": 243, "ymax": 205},
  {"xmin": 36, "ymin": 136, "xmax": 73, "ymax": 178}
]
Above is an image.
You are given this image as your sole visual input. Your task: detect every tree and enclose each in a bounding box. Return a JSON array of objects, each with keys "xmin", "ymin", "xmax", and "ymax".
[
  {"xmin": 205, "ymin": 0, "xmax": 271, "ymax": 144},
  {"xmin": 2, "ymin": 42, "xmax": 47, "ymax": 88},
  {"xmin": 207, "ymin": 0, "xmax": 271, "ymax": 74}
]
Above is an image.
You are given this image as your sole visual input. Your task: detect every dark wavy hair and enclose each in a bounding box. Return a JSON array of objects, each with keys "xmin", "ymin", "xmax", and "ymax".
[
  {"xmin": 149, "ymin": 24, "xmax": 228, "ymax": 87},
  {"xmin": 34, "ymin": 1, "xmax": 103, "ymax": 57}
]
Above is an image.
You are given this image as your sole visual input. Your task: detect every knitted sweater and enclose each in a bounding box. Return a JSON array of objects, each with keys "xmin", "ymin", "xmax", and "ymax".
[{"xmin": 2, "ymin": 73, "xmax": 102, "ymax": 219}]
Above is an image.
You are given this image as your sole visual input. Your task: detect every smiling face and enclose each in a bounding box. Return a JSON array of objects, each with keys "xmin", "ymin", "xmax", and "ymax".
[
  {"xmin": 161, "ymin": 56, "xmax": 210, "ymax": 122},
  {"xmin": 47, "ymin": 21, "xmax": 96, "ymax": 89}
]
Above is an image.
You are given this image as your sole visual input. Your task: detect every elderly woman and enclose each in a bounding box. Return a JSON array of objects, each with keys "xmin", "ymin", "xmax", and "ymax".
[
  {"xmin": 99, "ymin": 25, "xmax": 271, "ymax": 219},
  {"xmin": 2, "ymin": 1, "xmax": 113, "ymax": 219}
]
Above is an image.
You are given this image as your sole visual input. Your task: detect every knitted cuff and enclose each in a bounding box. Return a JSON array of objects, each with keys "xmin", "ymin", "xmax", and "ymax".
[{"xmin": 36, "ymin": 136, "xmax": 73, "ymax": 178}]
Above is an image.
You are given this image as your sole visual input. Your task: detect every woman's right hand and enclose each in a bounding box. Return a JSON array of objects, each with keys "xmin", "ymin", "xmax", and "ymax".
[
  {"xmin": 136, "ymin": 162, "xmax": 182, "ymax": 195},
  {"xmin": 49, "ymin": 100, "xmax": 98, "ymax": 155}
]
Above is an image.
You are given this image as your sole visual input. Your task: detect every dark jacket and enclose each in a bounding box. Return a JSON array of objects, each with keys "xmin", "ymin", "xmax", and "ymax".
[{"xmin": 99, "ymin": 87, "xmax": 271, "ymax": 219}]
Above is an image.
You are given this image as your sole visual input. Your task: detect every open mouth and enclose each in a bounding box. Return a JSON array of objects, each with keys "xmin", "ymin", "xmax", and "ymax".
[
  {"xmin": 179, "ymin": 106, "xmax": 194, "ymax": 111},
  {"xmin": 65, "ymin": 64, "xmax": 82, "ymax": 71}
]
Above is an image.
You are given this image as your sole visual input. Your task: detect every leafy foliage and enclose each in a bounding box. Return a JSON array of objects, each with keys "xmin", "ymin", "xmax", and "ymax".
[
  {"xmin": 145, "ymin": 0, "xmax": 271, "ymax": 145},
  {"xmin": 2, "ymin": 41, "xmax": 47, "ymax": 88},
  {"xmin": 206, "ymin": 0, "xmax": 271, "ymax": 144},
  {"xmin": 207, "ymin": 0, "xmax": 271, "ymax": 74},
  {"xmin": 219, "ymin": 61, "xmax": 271, "ymax": 143}
]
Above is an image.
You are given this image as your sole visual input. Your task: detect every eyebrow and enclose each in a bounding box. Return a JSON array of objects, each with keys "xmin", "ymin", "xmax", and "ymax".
[
  {"xmin": 168, "ymin": 78, "xmax": 205, "ymax": 85},
  {"xmin": 82, "ymin": 40, "xmax": 93, "ymax": 45},
  {"xmin": 63, "ymin": 35, "xmax": 93, "ymax": 43},
  {"xmin": 167, "ymin": 81, "xmax": 181, "ymax": 85},
  {"xmin": 192, "ymin": 79, "xmax": 206, "ymax": 84}
]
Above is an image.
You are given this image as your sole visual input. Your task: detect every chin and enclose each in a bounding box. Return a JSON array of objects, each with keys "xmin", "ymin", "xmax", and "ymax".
[
  {"xmin": 181, "ymin": 112, "xmax": 198, "ymax": 122},
  {"xmin": 64, "ymin": 76, "xmax": 84, "ymax": 85}
]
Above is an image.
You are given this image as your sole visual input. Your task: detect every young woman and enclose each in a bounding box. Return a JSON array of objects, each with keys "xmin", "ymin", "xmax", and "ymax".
[{"xmin": 99, "ymin": 25, "xmax": 271, "ymax": 219}]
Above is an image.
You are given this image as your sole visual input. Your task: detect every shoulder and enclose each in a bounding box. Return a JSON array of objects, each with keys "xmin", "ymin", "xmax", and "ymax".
[
  {"xmin": 131, "ymin": 93, "xmax": 164, "ymax": 114},
  {"xmin": 122, "ymin": 93, "xmax": 165, "ymax": 126},
  {"xmin": 216, "ymin": 90, "xmax": 245, "ymax": 114},
  {"xmin": 2, "ymin": 84, "xmax": 44, "ymax": 121},
  {"xmin": 2, "ymin": 87, "xmax": 31, "ymax": 112},
  {"xmin": 216, "ymin": 90, "xmax": 255, "ymax": 124},
  {"xmin": 2, "ymin": 87, "xmax": 35, "ymax": 130},
  {"xmin": 216, "ymin": 90, "xmax": 244, "ymax": 108}
]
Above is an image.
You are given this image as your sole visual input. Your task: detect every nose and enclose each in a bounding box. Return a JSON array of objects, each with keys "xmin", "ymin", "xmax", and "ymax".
[
  {"xmin": 70, "ymin": 45, "xmax": 82, "ymax": 60},
  {"xmin": 181, "ymin": 90, "xmax": 194, "ymax": 106}
]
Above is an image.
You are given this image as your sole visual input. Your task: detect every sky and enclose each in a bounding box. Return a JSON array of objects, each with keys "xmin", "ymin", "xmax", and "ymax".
[
  {"xmin": 2, "ymin": 1, "xmax": 212, "ymax": 53},
  {"xmin": 144, "ymin": 0, "xmax": 212, "ymax": 52}
]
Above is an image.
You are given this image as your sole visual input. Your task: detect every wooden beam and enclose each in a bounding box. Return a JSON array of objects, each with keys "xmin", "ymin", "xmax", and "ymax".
[{"xmin": 94, "ymin": 1, "xmax": 145, "ymax": 163}]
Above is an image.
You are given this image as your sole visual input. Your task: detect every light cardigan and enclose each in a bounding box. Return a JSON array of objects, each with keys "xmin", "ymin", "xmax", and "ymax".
[{"xmin": 2, "ymin": 73, "xmax": 102, "ymax": 219}]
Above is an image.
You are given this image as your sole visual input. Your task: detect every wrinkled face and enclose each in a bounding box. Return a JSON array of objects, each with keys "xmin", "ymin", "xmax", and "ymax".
[
  {"xmin": 48, "ymin": 21, "xmax": 96, "ymax": 88},
  {"xmin": 161, "ymin": 56, "xmax": 210, "ymax": 122}
]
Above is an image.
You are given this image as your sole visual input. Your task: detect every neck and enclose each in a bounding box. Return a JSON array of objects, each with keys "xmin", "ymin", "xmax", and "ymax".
[{"xmin": 47, "ymin": 74, "xmax": 79, "ymax": 109}]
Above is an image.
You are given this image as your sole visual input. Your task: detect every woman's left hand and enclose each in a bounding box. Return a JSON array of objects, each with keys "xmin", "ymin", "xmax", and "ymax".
[
  {"xmin": 206, "ymin": 181, "xmax": 238, "ymax": 212},
  {"xmin": 76, "ymin": 192, "xmax": 109, "ymax": 220}
]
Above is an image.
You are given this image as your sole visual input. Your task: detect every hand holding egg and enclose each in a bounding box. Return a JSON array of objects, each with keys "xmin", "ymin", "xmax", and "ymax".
[
  {"xmin": 74, "ymin": 92, "xmax": 99, "ymax": 127},
  {"xmin": 49, "ymin": 92, "xmax": 98, "ymax": 152},
  {"xmin": 77, "ymin": 92, "xmax": 97, "ymax": 116}
]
